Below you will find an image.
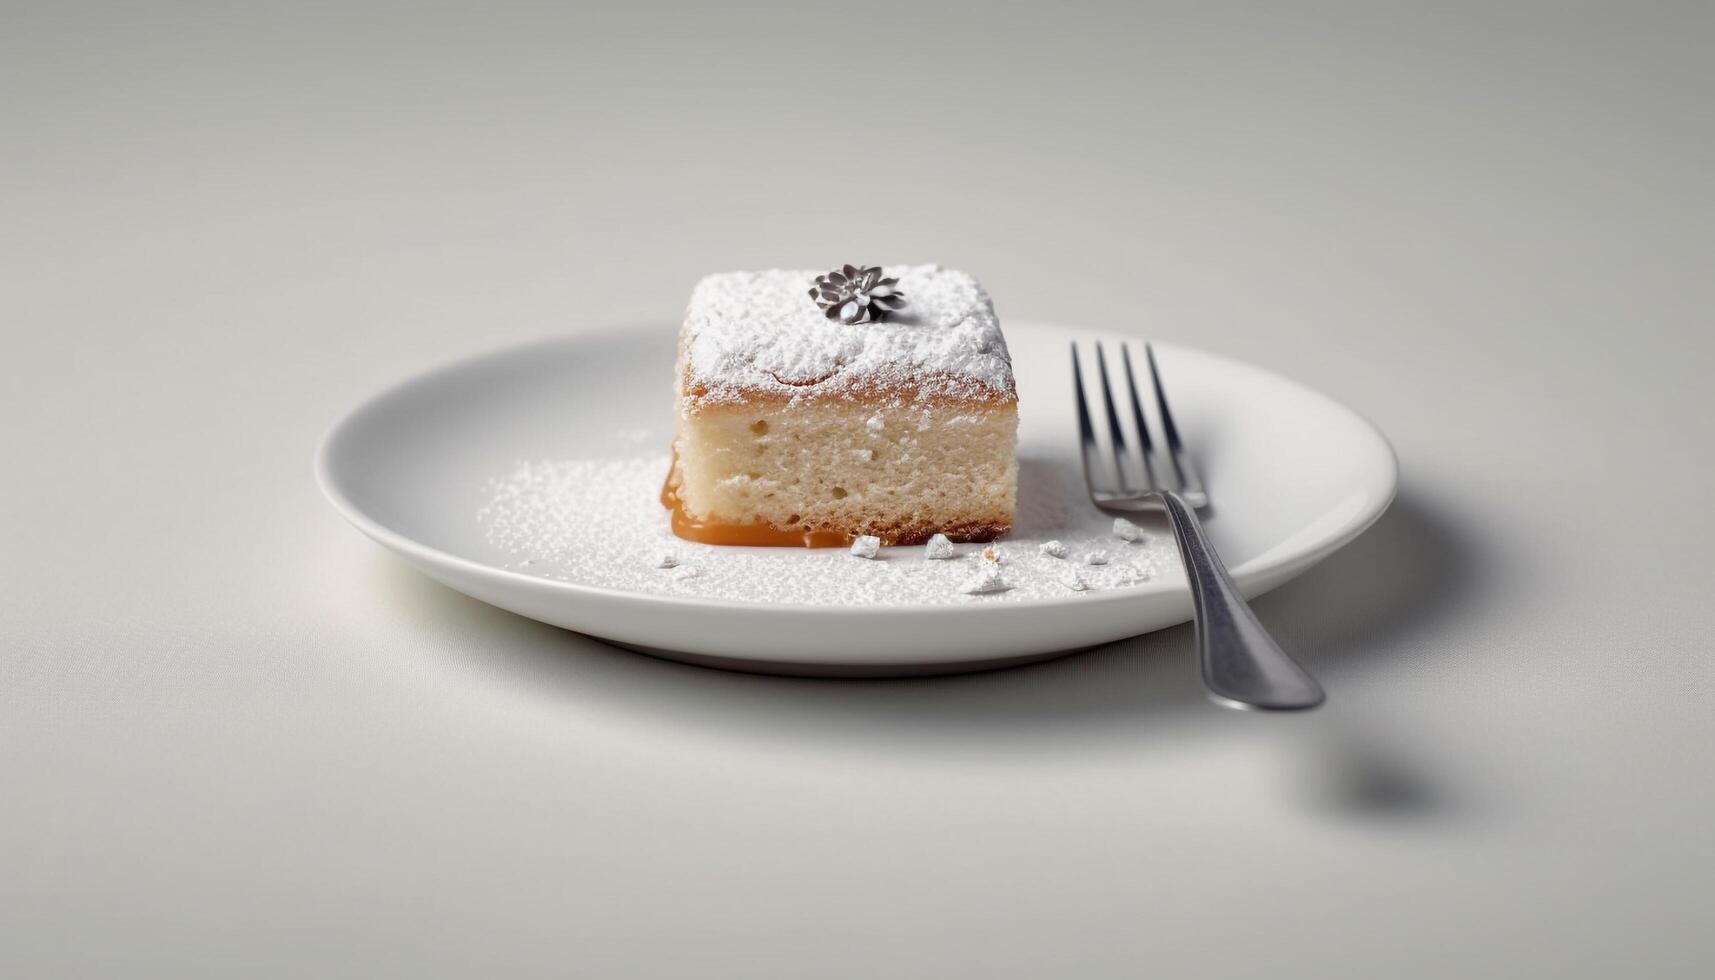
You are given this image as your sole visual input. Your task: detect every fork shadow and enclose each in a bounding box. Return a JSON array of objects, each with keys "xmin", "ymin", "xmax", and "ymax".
[{"xmin": 375, "ymin": 490, "xmax": 1483, "ymax": 812}]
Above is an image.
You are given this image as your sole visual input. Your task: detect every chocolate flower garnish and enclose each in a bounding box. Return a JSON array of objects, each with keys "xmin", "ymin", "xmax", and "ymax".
[{"xmin": 808, "ymin": 265, "xmax": 906, "ymax": 325}]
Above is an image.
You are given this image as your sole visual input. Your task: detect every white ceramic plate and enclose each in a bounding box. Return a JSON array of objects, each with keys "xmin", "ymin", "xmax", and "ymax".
[{"xmin": 317, "ymin": 322, "xmax": 1396, "ymax": 676}]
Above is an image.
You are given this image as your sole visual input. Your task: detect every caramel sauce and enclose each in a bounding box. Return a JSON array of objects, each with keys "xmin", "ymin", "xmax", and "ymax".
[{"xmin": 660, "ymin": 453, "xmax": 853, "ymax": 549}]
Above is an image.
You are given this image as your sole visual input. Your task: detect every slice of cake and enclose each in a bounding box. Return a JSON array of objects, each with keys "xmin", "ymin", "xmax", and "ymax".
[{"xmin": 664, "ymin": 264, "xmax": 1018, "ymax": 547}]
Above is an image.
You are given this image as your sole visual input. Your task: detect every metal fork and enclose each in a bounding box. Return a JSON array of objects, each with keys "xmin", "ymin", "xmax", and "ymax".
[{"xmin": 1072, "ymin": 341, "xmax": 1325, "ymax": 711}]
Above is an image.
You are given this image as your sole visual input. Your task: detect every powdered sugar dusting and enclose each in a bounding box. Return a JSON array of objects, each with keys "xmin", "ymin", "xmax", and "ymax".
[
  {"xmin": 681, "ymin": 265, "xmax": 1015, "ymax": 408},
  {"xmin": 478, "ymin": 455, "xmax": 1178, "ymax": 606}
]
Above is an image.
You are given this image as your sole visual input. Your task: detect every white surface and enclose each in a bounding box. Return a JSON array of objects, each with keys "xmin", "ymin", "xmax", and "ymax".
[
  {"xmin": 317, "ymin": 326, "xmax": 1395, "ymax": 670},
  {"xmin": 3, "ymin": 2, "xmax": 1714, "ymax": 978}
]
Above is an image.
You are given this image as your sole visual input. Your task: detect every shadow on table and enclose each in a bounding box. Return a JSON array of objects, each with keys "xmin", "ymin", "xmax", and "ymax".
[{"xmin": 376, "ymin": 490, "xmax": 1488, "ymax": 821}]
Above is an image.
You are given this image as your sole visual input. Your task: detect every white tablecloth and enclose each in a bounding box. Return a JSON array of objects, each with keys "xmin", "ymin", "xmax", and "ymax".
[{"xmin": 4, "ymin": 2, "xmax": 1711, "ymax": 976}]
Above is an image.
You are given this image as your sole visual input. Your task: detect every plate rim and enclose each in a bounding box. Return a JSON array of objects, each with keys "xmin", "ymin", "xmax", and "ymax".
[{"xmin": 315, "ymin": 321, "xmax": 1399, "ymax": 615}]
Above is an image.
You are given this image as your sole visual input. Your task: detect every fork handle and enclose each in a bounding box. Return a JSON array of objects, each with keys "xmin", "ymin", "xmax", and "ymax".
[{"xmin": 1158, "ymin": 491, "xmax": 1325, "ymax": 711}]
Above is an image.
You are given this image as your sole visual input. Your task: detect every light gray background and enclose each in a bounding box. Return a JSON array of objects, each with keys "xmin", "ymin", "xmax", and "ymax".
[{"xmin": 4, "ymin": 1, "xmax": 1712, "ymax": 976}]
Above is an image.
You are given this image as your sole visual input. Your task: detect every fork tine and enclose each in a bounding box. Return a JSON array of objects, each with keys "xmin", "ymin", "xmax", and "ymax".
[
  {"xmin": 1093, "ymin": 344, "xmax": 1134, "ymax": 492},
  {"xmin": 1119, "ymin": 342, "xmax": 1160, "ymax": 492},
  {"xmin": 1144, "ymin": 343, "xmax": 1205, "ymax": 497},
  {"xmin": 1070, "ymin": 343, "xmax": 1108, "ymax": 494}
]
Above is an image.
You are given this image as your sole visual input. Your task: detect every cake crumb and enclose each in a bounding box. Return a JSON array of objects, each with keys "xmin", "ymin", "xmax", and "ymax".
[
  {"xmin": 1113, "ymin": 517, "xmax": 1147, "ymax": 542},
  {"xmin": 1060, "ymin": 568, "xmax": 1090, "ymax": 591},
  {"xmin": 981, "ymin": 545, "xmax": 1001, "ymax": 563},
  {"xmin": 960, "ymin": 565, "xmax": 1009, "ymax": 595},
  {"xmin": 655, "ymin": 552, "xmax": 681, "ymax": 569},
  {"xmin": 1039, "ymin": 539, "xmax": 1068, "ymax": 559},
  {"xmin": 924, "ymin": 533, "xmax": 957, "ymax": 560},
  {"xmin": 1085, "ymin": 551, "xmax": 1109, "ymax": 566},
  {"xmin": 1113, "ymin": 563, "xmax": 1155, "ymax": 585},
  {"xmin": 850, "ymin": 535, "xmax": 881, "ymax": 559},
  {"xmin": 673, "ymin": 565, "xmax": 700, "ymax": 580}
]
